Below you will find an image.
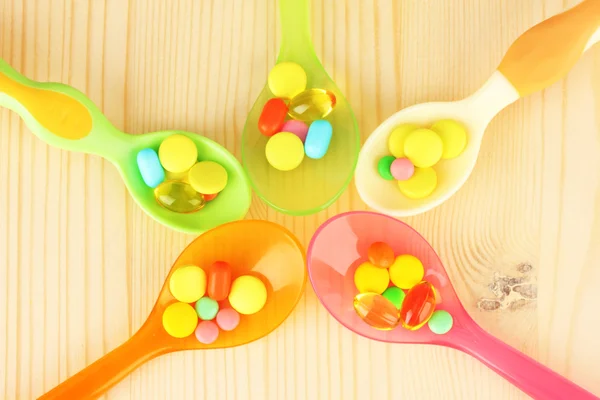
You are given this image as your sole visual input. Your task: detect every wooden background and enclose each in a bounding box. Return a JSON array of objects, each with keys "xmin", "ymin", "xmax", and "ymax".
[{"xmin": 1, "ymin": 0, "xmax": 600, "ymax": 398}]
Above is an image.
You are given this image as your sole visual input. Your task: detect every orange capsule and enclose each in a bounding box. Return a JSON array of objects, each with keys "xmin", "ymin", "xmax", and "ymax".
[
  {"xmin": 353, "ymin": 292, "xmax": 399, "ymax": 330},
  {"xmin": 258, "ymin": 98, "xmax": 288, "ymax": 136},
  {"xmin": 203, "ymin": 193, "xmax": 218, "ymax": 201},
  {"xmin": 399, "ymin": 281, "xmax": 437, "ymax": 330},
  {"xmin": 367, "ymin": 242, "xmax": 395, "ymax": 268},
  {"xmin": 207, "ymin": 261, "xmax": 232, "ymax": 301}
]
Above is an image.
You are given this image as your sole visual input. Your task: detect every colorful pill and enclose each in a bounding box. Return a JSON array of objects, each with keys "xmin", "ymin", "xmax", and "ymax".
[
  {"xmin": 428, "ymin": 310, "xmax": 453, "ymax": 334},
  {"xmin": 288, "ymin": 89, "xmax": 336, "ymax": 121},
  {"xmin": 207, "ymin": 261, "xmax": 232, "ymax": 301},
  {"xmin": 281, "ymin": 120, "xmax": 309, "ymax": 142},
  {"xmin": 353, "ymin": 293, "xmax": 400, "ymax": 330},
  {"xmin": 431, "ymin": 119, "xmax": 468, "ymax": 159},
  {"xmin": 403, "ymin": 128, "xmax": 443, "ymax": 168},
  {"xmin": 382, "ymin": 286, "xmax": 406, "ymax": 309},
  {"xmin": 354, "ymin": 262, "xmax": 389, "ymax": 294},
  {"xmin": 216, "ymin": 307, "xmax": 240, "ymax": 331},
  {"xmin": 304, "ymin": 120, "xmax": 332, "ymax": 159},
  {"xmin": 169, "ymin": 265, "xmax": 207, "ymax": 303},
  {"xmin": 188, "ymin": 161, "xmax": 228, "ymax": 195},
  {"xmin": 258, "ymin": 98, "xmax": 288, "ymax": 136},
  {"xmin": 158, "ymin": 134, "xmax": 198, "ymax": 173},
  {"xmin": 137, "ymin": 148, "xmax": 165, "ymax": 188},
  {"xmin": 377, "ymin": 156, "xmax": 395, "ymax": 180},
  {"xmin": 195, "ymin": 296, "xmax": 219, "ymax": 320},
  {"xmin": 367, "ymin": 242, "xmax": 395, "ymax": 268},
  {"xmin": 203, "ymin": 193, "xmax": 218, "ymax": 201},
  {"xmin": 390, "ymin": 158, "xmax": 414, "ymax": 181},
  {"xmin": 389, "ymin": 254, "xmax": 424, "ymax": 289},
  {"xmin": 265, "ymin": 132, "xmax": 305, "ymax": 171},
  {"xmin": 397, "ymin": 167, "xmax": 437, "ymax": 199},
  {"xmin": 162, "ymin": 302, "xmax": 198, "ymax": 338},
  {"xmin": 228, "ymin": 275, "xmax": 267, "ymax": 315},
  {"xmin": 154, "ymin": 180, "xmax": 206, "ymax": 213},
  {"xmin": 388, "ymin": 124, "xmax": 418, "ymax": 158},
  {"xmin": 268, "ymin": 62, "xmax": 307, "ymax": 99},
  {"xmin": 399, "ymin": 281, "xmax": 437, "ymax": 330},
  {"xmin": 195, "ymin": 320, "xmax": 219, "ymax": 344}
]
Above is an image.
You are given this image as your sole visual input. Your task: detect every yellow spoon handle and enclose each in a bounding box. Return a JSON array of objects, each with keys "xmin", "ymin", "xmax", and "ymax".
[{"xmin": 497, "ymin": 0, "xmax": 600, "ymax": 97}]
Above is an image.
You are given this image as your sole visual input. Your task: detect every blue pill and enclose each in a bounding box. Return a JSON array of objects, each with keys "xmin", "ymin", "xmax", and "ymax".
[
  {"xmin": 137, "ymin": 148, "xmax": 165, "ymax": 188},
  {"xmin": 304, "ymin": 120, "xmax": 332, "ymax": 159}
]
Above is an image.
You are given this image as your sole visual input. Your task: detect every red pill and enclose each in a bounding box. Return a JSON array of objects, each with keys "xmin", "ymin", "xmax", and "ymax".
[
  {"xmin": 258, "ymin": 98, "xmax": 288, "ymax": 136},
  {"xmin": 203, "ymin": 193, "xmax": 218, "ymax": 201},
  {"xmin": 207, "ymin": 261, "xmax": 232, "ymax": 301},
  {"xmin": 367, "ymin": 242, "xmax": 395, "ymax": 268},
  {"xmin": 399, "ymin": 281, "xmax": 436, "ymax": 330}
]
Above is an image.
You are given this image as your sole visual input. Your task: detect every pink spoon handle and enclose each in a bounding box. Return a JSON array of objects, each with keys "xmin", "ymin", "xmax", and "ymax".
[{"xmin": 447, "ymin": 322, "xmax": 598, "ymax": 400}]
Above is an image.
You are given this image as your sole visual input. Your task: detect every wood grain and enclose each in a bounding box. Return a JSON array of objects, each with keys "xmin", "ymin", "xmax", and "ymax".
[{"xmin": 1, "ymin": 0, "xmax": 600, "ymax": 399}]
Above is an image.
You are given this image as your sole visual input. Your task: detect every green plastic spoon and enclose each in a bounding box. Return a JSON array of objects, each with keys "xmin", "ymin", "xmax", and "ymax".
[
  {"xmin": 241, "ymin": 0, "xmax": 360, "ymax": 216},
  {"xmin": 0, "ymin": 59, "xmax": 251, "ymax": 234}
]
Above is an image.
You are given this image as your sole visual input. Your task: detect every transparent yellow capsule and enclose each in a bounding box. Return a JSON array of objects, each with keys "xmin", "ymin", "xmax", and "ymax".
[
  {"xmin": 154, "ymin": 180, "xmax": 206, "ymax": 213},
  {"xmin": 287, "ymin": 88, "xmax": 336, "ymax": 121}
]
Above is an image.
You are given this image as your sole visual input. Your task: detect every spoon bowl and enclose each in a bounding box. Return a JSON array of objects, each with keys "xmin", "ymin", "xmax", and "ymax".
[
  {"xmin": 0, "ymin": 58, "xmax": 252, "ymax": 234},
  {"xmin": 241, "ymin": 0, "xmax": 360, "ymax": 216},
  {"xmin": 39, "ymin": 219, "xmax": 307, "ymax": 399},
  {"xmin": 307, "ymin": 211, "xmax": 598, "ymax": 399}
]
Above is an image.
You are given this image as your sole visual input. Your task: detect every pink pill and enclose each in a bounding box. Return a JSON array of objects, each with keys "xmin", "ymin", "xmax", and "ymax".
[
  {"xmin": 195, "ymin": 320, "xmax": 219, "ymax": 344},
  {"xmin": 391, "ymin": 158, "xmax": 415, "ymax": 181},
  {"xmin": 216, "ymin": 307, "xmax": 240, "ymax": 331},
  {"xmin": 281, "ymin": 120, "xmax": 309, "ymax": 142}
]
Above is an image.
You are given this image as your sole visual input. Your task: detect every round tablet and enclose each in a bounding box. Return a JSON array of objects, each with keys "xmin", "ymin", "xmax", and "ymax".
[
  {"xmin": 377, "ymin": 156, "xmax": 395, "ymax": 180},
  {"xmin": 195, "ymin": 320, "xmax": 219, "ymax": 344},
  {"xmin": 382, "ymin": 286, "xmax": 406, "ymax": 309},
  {"xmin": 397, "ymin": 167, "xmax": 437, "ymax": 199},
  {"xmin": 390, "ymin": 158, "xmax": 415, "ymax": 181},
  {"xmin": 169, "ymin": 265, "xmax": 207, "ymax": 303},
  {"xmin": 353, "ymin": 262, "xmax": 390, "ymax": 294},
  {"xmin": 228, "ymin": 275, "xmax": 268, "ymax": 315},
  {"xmin": 268, "ymin": 62, "xmax": 307, "ymax": 99},
  {"xmin": 403, "ymin": 128, "xmax": 443, "ymax": 168},
  {"xmin": 368, "ymin": 241, "xmax": 395, "ymax": 268},
  {"xmin": 216, "ymin": 307, "xmax": 240, "ymax": 331},
  {"xmin": 388, "ymin": 124, "xmax": 418, "ymax": 158},
  {"xmin": 158, "ymin": 134, "xmax": 198, "ymax": 173},
  {"xmin": 195, "ymin": 297, "xmax": 219, "ymax": 320},
  {"xmin": 389, "ymin": 255, "xmax": 424, "ymax": 289},
  {"xmin": 188, "ymin": 161, "xmax": 228, "ymax": 195},
  {"xmin": 265, "ymin": 132, "xmax": 305, "ymax": 171},
  {"xmin": 431, "ymin": 119, "xmax": 468, "ymax": 159},
  {"xmin": 428, "ymin": 310, "xmax": 453, "ymax": 334},
  {"xmin": 162, "ymin": 302, "xmax": 198, "ymax": 338}
]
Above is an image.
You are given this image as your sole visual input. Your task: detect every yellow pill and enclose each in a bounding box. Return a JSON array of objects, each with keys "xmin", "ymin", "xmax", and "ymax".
[
  {"xmin": 228, "ymin": 275, "xmax": 268, "ymax": 315},
  {"xmin": 388, "ymin": 124, "xmax": 419, "ymax": 158},
  {"xmin": 354, "ymin": 262, "xmax": 390, "ymax": 294},
  {"xmin": 403, "ymin": 128, "xmax": 443, "ymax": 168},
  {"xmin": 397, "ymin": 167, "xmax": 437, "ymax": 199},
  {"xmin": 265, "ymin": 132, "xmax": 305, "ymax": 171},
  {"xmin": 188, "ymin": 161, "xmax": 228, "ymax": 195},
  {"xmin": 169, "ymin": 265, "xmax": 207, "ymax": 303},
  {"xmin": 162, "ymin": 302, "xmax": 198, "ymax": 338},
  {"xmin": 268, "ymin": 62, "xmax": 307, "ymax": 99},
  {"xmin": 389, "ymin": 255, "xmax": 424, "ymax": 289},
  {"xmin": 431, "ymin": 119, "xmax": 468, "ymax": 159},
  {"xmin": 158, "ymin": 134, "xmax": 198, "ymax": 173}
]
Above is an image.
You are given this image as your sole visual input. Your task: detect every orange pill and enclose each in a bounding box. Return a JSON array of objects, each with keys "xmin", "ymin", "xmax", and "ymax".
[
  {"xmin": 258, "ymin": 98, "xmax": 288, "ymax": 136},
  {"xmin": 399, "ymin": 281, "xmax": 436, "ymax": 331},
  {"xmin": 367, "ymin": 242, "xmax": 395, "ymax": 268},
  {"xmin": 203, "ymin": 193, "xmax": 218, "ymax": 201},
  {"xmin": 353, "ymin": 292, "xmax": 400, "ymax": 330},
  {"xmin": 207, "ymin": 261, "xmax": 232, "ymax": 301}
]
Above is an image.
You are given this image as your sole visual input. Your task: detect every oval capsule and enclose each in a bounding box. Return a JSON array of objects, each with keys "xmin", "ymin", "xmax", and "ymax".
[
  {"xmin": 304, "ymin": 120, "xmax": 332, "ymax": 159},
  {"xmin": 154, "ymin": 180, "xmax": 206, "ymax": 213},
  {"xmin": 399, "ymin": 281, "xmax": 437, "ymax": 330},
  {"xmin": 207, "ymin": 261, "xmax": 232, "ymax": 301},
  {"xmin": 137, "ymin": 148, "xmax": 165, "ymax": 188},
  {"xmin": 258, "ymin": 98, "xmax": 288, "ymax": 136},
  {"xmin": 288, "ymin": 89, "xmax": 336, "ymax": 121},
  {"xmin": 353, "ymin": 293, "xmax": 400, "ymax": 330}
]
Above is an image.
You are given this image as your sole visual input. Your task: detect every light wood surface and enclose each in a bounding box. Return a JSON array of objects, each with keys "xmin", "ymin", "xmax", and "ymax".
[{"xmin": 1, "ymin": 0, "xmax": 600, "ymax": 399}]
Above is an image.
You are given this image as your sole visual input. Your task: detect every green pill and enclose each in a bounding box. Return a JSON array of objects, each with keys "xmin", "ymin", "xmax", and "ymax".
[
  {"xmin": 377, "ymin": 156, "xmax": 396, "ymax": 180},
  {"xmin": 382, "ymin": 286, "xmax": 405, "ymax": 309},
  {"xmin": 195, "ymin": 296, "xmax": 219, "ymax": 320},
  {"xmin": 428, "ymin": 310, "xmax": 453, "ymax": 334}
]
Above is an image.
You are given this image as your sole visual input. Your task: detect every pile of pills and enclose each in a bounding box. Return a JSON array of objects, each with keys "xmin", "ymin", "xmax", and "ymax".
[
  {"xmin": 352, "ymin": 241, "xmax": 453, "ymax": 334},
  {"xmin": 162, "ymin": 261, "xmax": 268, "ymax": 343},
  {"xmin": 377, "ymin": 120, "xmax": 468, "ymax": 199},
  {"xmin": 136, "ymin": 134, "xmax": 228, "ymax": 213},
  {"xmin": 260, "ymin": 62, "xmax": 336, "ymax": 172}
]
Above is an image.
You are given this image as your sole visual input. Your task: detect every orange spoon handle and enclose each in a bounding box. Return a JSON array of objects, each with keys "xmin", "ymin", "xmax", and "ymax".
[
  {"xmin": 497, "ymin": 0, "xmax": 600, "ymax": 97},
  {"xmin": 38, "ymin": 326, "xmax": 168, "ymax": 400}
]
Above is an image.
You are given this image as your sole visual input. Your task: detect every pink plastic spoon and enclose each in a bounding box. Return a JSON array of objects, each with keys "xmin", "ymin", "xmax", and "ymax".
[{"xmin": 307, "ymin": 211, "xmax": 598, "ymax": 400}]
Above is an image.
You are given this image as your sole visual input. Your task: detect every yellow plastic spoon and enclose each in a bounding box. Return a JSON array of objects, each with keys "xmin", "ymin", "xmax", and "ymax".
[
  {"xmin": 355, "ymin": 0, "xmax": 600, "ymax": 217},
  {"xmin": 0, "ymin": 58, "xmax": 251, "ymax": 234},
  {"xmin": 241, "ymin": 0, "xmax": 360, "ymax": 216}
]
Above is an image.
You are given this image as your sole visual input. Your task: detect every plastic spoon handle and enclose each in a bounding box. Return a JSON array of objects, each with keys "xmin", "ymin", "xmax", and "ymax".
[
  {"xmin": 451, "ymin": 322, "xmax": 598, "ymax": 400},
  {"xmin": 38, "ymin": 325, "xmax": 168, "ymax": 400},
  {"xmin": 498, "ymin": 0, "xmax": 600, "ymax": 97},
  {"xmin": 278, "ymin": 0, "xmax": 313, "ymax": 60}
]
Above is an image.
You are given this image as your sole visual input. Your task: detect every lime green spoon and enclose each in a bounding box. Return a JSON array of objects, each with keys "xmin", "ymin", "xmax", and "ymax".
[
  {"xmin": 0, "ymin": 59, "xmax": 251, "ymax": 234},
  {"xmin": 241, "ymin": 0, "xmax": 360, "ymax": 216}
]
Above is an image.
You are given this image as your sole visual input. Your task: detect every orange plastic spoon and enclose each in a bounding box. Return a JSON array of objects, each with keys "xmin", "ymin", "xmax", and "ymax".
[{"xmin": 38, "ymin": 220, "xmax": 306, "ymax": 400}]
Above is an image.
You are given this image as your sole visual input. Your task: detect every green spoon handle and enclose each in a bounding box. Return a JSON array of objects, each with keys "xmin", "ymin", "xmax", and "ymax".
[
  {"xmin": 278, "ymin": 0, "xmax": 314, "ymax": 61},
  {"xmin": 0, "ymin": 58, "xmax": 130, "ymax": 161}
]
